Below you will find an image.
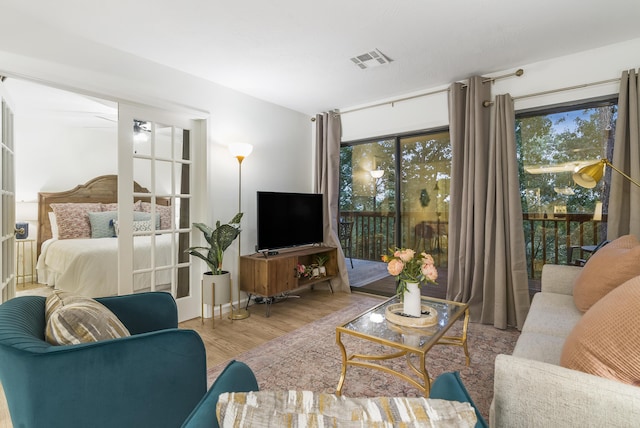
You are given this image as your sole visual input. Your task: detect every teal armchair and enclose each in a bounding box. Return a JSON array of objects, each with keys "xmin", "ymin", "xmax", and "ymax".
[{"xmin": 0, "ymin": 293, "xmax": 258, "ymax": 428}]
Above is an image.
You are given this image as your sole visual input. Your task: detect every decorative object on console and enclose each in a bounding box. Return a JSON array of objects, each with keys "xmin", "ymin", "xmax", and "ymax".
[
  {"xmin": 187, "ymin": 214, "xmax": 243, "ymax": 326},
  {"xmin": 382, "ymin": 247, "xmax": 438, "ymax": 318},
  {"xmin": 572, "ymin": 158, "xmax": 640, "ymax": 189},
  {"xmin": 229, "ymin": 142, "xmax": 254, "ymax": 321},
  {"xmin": 14, "ymin": 222, "xmax": 28, "ymax": 239}
]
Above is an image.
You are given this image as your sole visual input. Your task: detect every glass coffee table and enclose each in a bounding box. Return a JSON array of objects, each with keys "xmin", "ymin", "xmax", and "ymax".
[{"xmin": 335, "ymin": 295, "xmax": 470, "ymax": 396}]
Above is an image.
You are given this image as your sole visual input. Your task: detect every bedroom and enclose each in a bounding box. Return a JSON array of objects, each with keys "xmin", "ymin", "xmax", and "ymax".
[{"xmin": 2, "ymin": 2, "xmax": 640, "ymax": 321}]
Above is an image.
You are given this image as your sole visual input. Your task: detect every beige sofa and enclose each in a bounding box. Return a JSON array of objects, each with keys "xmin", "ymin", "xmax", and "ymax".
[{"xmin": 491, "ymin": 264, "xmax": 640, "ymax": 427}]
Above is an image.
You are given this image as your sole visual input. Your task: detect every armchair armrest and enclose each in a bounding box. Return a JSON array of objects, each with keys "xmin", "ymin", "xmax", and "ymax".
[
  {"xmin": 491, "ymin": 355, "xmax": 640, "ymax": 427},
  {"xmin": 540, "ymin": 264, "xmax": 582, "ymax": 295},
  {"xmin": 2, "ymin": 328, "xmax": 206, "ymax": 428},
  {"xmin": 97, "ymin": 291, "xmax": 178, "ymax": 334}
]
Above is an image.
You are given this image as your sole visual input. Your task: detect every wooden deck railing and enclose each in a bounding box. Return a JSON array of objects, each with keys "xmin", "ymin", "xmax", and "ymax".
[{"xmin": 339, "ymin": 211, "xmax": 606, "ymax": 279}]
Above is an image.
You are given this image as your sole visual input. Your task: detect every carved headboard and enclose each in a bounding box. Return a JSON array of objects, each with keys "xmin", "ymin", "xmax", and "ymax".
[{"xmin": 37, "ymin": 175, "xmax": 168, "ymax": 257}]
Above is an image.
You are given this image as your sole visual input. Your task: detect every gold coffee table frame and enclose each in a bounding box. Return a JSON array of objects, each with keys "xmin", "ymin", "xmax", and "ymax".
[{"xmin": 335, "ymin": 295, "xmax": 470, "ymax": 396}]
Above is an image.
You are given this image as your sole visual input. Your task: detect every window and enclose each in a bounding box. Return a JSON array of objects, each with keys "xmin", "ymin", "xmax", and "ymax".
[
  {"xmin": 339, "ymin": 129, "xmax": 451, "ymax": 276},
  {"xmin": 516, "ymin": 98, "xmax": 617, "ymax": 275}
]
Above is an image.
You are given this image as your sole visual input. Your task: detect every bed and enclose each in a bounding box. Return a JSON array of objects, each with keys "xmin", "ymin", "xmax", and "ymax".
[{"xmin": 36, "ymin": 175, "xmax": 173, "ymax": 297}]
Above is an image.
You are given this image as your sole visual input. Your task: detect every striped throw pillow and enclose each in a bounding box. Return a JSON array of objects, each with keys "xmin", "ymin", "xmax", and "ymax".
[
  {"xmin": 216, "ymin": 391, "xmax": 477, "ymax": 428},
  {"xmin": 45, "ymin": 291, "xmax": 130, "ymax": 345}
]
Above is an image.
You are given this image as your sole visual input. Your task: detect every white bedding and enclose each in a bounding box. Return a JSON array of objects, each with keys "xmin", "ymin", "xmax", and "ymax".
[{"xmin": 37, "ymin": 235, "xmax": 173, "ymax": 297}]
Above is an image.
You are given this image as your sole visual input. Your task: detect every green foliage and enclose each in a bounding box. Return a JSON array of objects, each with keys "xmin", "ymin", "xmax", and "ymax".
[{"xmin": 186, "ymin": 213, "xmax": 243, "ymax": 275}]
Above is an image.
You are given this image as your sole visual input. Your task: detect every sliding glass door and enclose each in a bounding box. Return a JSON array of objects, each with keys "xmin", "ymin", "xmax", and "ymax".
[{"xmin": 339, "ymin": 129, "xmax": 451, "ymax": 274}]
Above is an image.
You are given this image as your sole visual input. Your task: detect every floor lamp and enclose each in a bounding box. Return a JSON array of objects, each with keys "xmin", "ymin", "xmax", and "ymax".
[
  {"xmin": 573, "ymin": 158, "xmax": 640, "ymax": 189},
  {"xmin": 229, "ymin": 143, "xmax": 253, "ymax": 320}
]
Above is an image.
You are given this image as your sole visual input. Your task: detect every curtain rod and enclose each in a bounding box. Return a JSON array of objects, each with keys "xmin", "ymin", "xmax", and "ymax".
[
  {"xmin": 311, "ymin": 68, "xmax": 524, "ymax": 121},
  {"xmin": 482, "ymin": 77, "xmax": 621, "ymax": 107}
]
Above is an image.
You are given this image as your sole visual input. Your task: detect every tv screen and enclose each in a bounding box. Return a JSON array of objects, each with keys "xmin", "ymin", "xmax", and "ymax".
[{"xmin": 257, "ymin": 191, "xmax": 324, "ymax": 251}]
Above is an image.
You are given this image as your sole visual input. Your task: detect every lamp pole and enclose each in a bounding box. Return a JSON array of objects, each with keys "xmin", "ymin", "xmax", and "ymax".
[{"xmin": 228, "ymin": 143, "xmax": 253, "ymax": 320}]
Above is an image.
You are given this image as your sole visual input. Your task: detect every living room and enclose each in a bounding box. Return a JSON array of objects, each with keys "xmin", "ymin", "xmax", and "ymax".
[{"xmin": 2, "ymin": 1, "xmax": 640, "ymax": 427}]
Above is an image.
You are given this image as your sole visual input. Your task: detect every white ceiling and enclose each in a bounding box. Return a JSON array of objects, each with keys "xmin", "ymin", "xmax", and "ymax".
[{"xmin": 5, "ymin": 0, "xmax": 640, "ymax": 115}]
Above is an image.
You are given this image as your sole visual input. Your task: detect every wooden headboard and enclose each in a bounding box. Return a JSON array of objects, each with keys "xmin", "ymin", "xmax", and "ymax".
[{"xmin": 37, "ymin": 175, "xmax": 168, "ymax": 256}]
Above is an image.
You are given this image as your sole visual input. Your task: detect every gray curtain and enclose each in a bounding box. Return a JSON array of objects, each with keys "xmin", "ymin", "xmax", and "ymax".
[
  {"xmin": 315, "ymin": 112, "xmax": 350, "ymax": 292},
  {"xmin": 481, "ymin": 95, "xmax": 530, "ymax": 329},
  {"xmin": 447, "ymin": 78, "xmax": 530, "ymax": 329},
  {"xmin": 608, "ymin": 69, "xmax": 640, "ymax": 239},
  {"xmin": 447, "ymin": 76, "xmax": 491, "ymax": 320}
]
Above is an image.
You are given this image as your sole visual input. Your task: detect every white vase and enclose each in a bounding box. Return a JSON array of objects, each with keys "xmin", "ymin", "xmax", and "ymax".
[{"xmin": 402, "ymin": 282, "xmax": 422, "ymax": 317}]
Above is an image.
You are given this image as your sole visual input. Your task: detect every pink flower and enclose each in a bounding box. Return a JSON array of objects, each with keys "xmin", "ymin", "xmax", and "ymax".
[
  {"xmin": 421, "ymin": 263, "xmax": 438, "ymax": 282},
  {"xmin": 387, "ymin": 259, "xmax": 404, "ymax": 276},
  {"xmin": 421, "ymin": 253, "xmax": 435, "ymax": 265},
  {"xmin": 397, "ymin": 249, "xmax": 415, "ymax": 262},
  {"xmin": 297, "ymin": 263, "xmax": 306, "ymax": 274}
]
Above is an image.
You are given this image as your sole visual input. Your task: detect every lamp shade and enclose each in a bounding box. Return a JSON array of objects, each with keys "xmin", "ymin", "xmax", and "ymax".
[
  {"xmin": 370, "ymin": 169, "xmax": 384, "ymax": 179},
  {"xmin": 229, "ymin": 143, "xmax": 253, "ymax": 159},
  {"xmin": 572, "ymin": 160, "xmax": 605, "ymax": 189}
]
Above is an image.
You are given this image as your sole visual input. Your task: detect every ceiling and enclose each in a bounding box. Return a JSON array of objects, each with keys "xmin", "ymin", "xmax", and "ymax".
[{"xmin": 4, "ymin": 1, "xmax": 640, "ymax": 115}]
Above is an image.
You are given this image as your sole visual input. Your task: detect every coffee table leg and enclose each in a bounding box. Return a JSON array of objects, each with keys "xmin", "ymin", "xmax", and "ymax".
[
  {"xmin": 463, "ymin": 307, "xmax": 470, "ymax": 365},
  {"xmin": 335, "ymin": 330, "xmax": 347, "ymax": 396}
]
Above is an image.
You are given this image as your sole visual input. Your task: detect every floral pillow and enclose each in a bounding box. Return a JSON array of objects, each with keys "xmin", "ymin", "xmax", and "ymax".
[
  {"xmin": 50, "ymin": 203, "xmax": 102, "ymax": 239},
  {"xmin": 140, "ymin": 202, "xmax": 172, "ymax": 230}
]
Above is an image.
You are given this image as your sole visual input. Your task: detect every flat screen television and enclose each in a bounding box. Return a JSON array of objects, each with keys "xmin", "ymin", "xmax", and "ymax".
[{"xmin": 256, "ymin": 191, "xmax": 324, "ymax": 251}]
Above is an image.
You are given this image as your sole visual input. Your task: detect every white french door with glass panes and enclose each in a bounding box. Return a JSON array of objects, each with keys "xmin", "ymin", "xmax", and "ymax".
[
  {"xmin": 118, "ymin": 105, "xmax": 204, "ymax": 321},
  {"xmin": 0, "ymin": 82, "xmax": 16, "ymax": 303}
]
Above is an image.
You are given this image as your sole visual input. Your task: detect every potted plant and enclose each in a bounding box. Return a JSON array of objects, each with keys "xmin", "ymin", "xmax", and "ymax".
[
  {"xmin": 186, "ymin": 213, "xmax": 243, "ymax": 317},
  {"xmin": 316, "ymin": 254, "xmax": 329, "ymax": 277}
]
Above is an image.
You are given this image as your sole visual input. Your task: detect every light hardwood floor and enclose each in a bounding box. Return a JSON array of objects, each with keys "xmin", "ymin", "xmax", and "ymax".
[{"xmin": 181, "ymin": 288, "xmax": 382, "ymax": 368}]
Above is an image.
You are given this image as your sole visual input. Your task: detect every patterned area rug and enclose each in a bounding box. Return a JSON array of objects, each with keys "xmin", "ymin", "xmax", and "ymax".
[{"xmin": 208, "ymin": 295, "xmax": 519, "ymax": 422}]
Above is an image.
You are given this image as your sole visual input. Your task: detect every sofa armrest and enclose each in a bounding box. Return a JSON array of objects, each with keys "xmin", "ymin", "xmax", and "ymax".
[
  {"xmin": 491, "ymin": 355, "xmax": 640, "ymax": 427},
  {"xmin": 97, "ymin": 291, "xmax": 178, "ymax": 334},
  {"xmin": 540, "ymin": 264, "xmax": 582, "ymax": 295}
]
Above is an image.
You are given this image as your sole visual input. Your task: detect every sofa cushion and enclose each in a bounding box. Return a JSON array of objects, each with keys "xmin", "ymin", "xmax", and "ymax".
[
  {"xmin": 45, "ymin": 291, "xmax": 130, "ymax": 345},
  {"xmin": 572, "ymin": 234, "xmax": 640, "ymax": 312},
  {"xmin": 521, "ymin": 292, "xmax": 582, "ymax": 337},
  {"xmin": 560, "ymin": 275, "xmax": 640, "ymax": 385},
  {"xmin": 216, "ymin": 390, "xmax": 477, "ymax": 428}
]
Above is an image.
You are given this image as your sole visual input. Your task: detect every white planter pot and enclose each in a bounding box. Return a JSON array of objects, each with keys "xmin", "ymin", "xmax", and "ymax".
[
  {"xmin": 202, "ymin": 271, "xmax": 231, "ymax": 318},
  {"xmin": 402, "ymin": 282, "xmax": 422, "ymax": 317},
  {"xmin": 319, "ymin": 266, "xmax": 326, "ymax": 276}
]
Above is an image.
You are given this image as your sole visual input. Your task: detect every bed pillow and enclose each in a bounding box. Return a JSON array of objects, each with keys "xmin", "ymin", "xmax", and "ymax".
[
  {"xmin": 140, "ymin": 202, "xmax": 172, "ymax": 230},
  {"xmin": 45, "ymin": 290, "xmax": 130, "ymax": 346},
  {"xmin": 561, "ymin": 275, "xmax": 640, "ymax": 385},
  {"xmin": 50, "ymin": 203, "xmax": 102, "ymax": 240},
  {"xmin": 216, "ymin": 391, "xmax": 477, "ymax": 428},
  {"xmin": 48, "ymin": 212, "xmax": 59, "ymax": 239},
  {"xmin": 572, "ymin": 234, "xmax": 640, "ymax": 312},
  {"xmin": 100, "ymin": 202, "xmax": 119, "ymax": 212},
  {"xmin": 112, "ymin": 219, "xmax": 153, "ymax": 236},
  {"xmin": 88, "ymin": 211, "xmax": 118, "ymax": 238}
]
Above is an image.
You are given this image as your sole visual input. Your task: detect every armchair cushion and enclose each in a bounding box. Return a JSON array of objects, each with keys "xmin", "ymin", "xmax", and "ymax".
[
  {"xmin": 45, "ymin": 290, "xmax": 130, "ymax": 345},
  {"xmin": 430, "ymin": 371, "xmax": 488, "ymax": 428}
]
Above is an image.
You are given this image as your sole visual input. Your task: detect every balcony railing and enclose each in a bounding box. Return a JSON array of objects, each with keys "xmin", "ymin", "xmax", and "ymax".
[{"xmin": 339, "ymin": 211, "xmax": 606, "ymax": 279}]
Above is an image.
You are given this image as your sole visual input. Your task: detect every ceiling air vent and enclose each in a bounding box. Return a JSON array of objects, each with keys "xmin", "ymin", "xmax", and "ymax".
[{"xmin": 350, "ymin": 49, "xmax": 391, "ymax": 69}]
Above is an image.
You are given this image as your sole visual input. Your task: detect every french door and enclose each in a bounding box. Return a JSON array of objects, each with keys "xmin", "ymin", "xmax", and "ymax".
[
  {"xmin": 0, "ymin": 81, "xmax": 16, "ymax": 303},
  {"xmin": 118, "ymin": 105, "xmax": 205, "ymax": 321}
]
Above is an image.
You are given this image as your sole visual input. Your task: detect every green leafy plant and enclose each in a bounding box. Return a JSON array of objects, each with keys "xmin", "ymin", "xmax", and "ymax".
[
  {"xmin": 315, "ymin": 254, "xmax": 329, "ymax": 266},
  {"xmin": 186, "ymin": 213, "xmax": 243, "ymax": 275}
]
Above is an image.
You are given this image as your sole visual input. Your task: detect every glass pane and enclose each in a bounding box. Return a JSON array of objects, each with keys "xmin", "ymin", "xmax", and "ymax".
[
  {"xmin": 399, "ymin": 132, "xmax": 451, "ymax": 270},
  {"xmin": 133, "ymin": 119, "xmax": 151, "ymax": 156},
  {"xmin": 155, "ymin": 160, "xmax": 172, "ymax": 196},
  {"xmin": 517, "ymin": 102, "xmax": 615, "ymax": 276},
  {"xmin": 339, "ymin": 139, "xmax": 395, "ymax": 261},
  {"xmin": 133, "ymin": 157, "xmax": 151, "ymax": 191},
  {"xmin": 155, "ymin": 123, "xmax": 172, "ymax": 159}
]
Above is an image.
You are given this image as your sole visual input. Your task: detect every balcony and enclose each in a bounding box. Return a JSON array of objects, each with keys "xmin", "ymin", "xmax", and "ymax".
[{"xmin": 340, "ymin": 211, "xmax": 606, "ymax": 294}]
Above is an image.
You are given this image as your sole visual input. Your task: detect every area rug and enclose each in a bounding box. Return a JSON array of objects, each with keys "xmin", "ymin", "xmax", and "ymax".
[{"xmin": 207, "ymin": 295, "xmax": 519, "ymax": 422}]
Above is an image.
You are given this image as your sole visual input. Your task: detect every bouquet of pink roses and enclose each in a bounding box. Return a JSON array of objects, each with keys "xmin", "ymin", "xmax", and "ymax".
[{"xmin": 382, "ymin": 247, "xmax": 438, "ymax": 295}]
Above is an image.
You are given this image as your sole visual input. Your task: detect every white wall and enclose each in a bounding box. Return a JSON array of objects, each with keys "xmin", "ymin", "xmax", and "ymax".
[
  {"xmin": 0, "ymin": 12, "xmax": 313, "ymax": 275},
  {"xmin": 341, "ymin": 37, "xmax": 640, "ymax": 141}
]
